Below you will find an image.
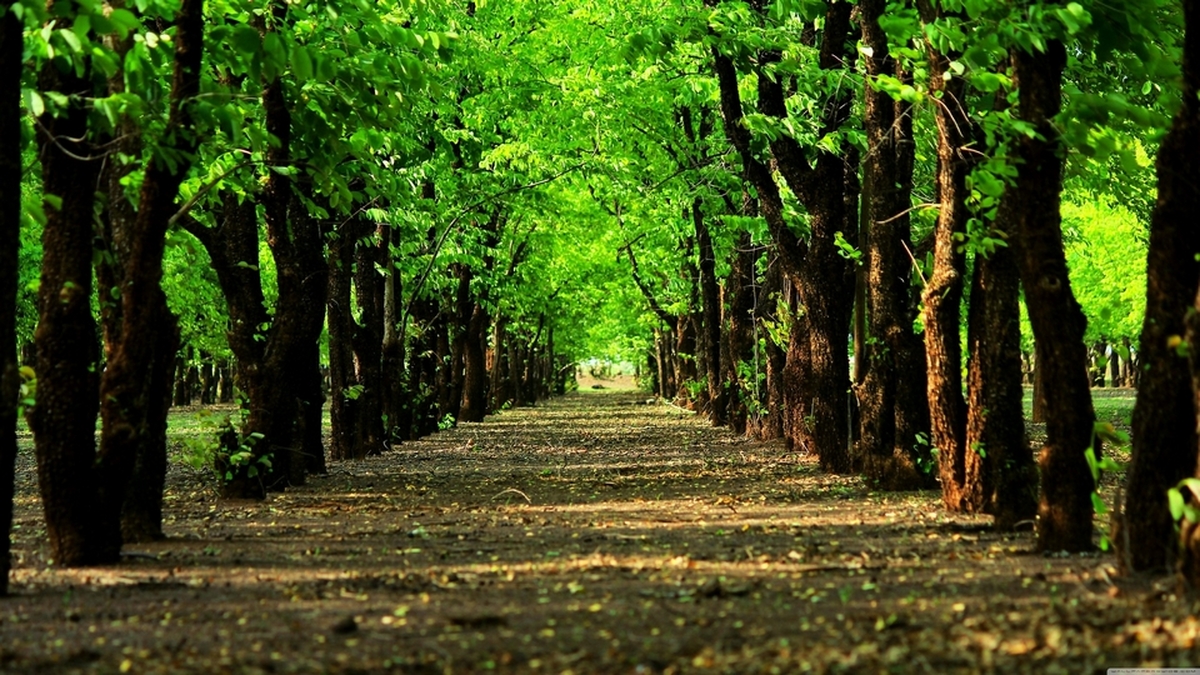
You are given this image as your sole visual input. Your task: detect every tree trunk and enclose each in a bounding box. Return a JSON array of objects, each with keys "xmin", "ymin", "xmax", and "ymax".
[
  {"xmin": 723, "ymin": 231, "xmax": 758, "ymax": 434},
  {"xmin": 752, "ymin": 253, "xmax": 786, "ymax": 441},
  {"xmin": 654, "ymin": 327, "xmax": 672, "ymax": 399},
  {"xmin": 711, "ymin": 2, "xmax": 857, "ymax": 471},
  {"xmin": 407, "ymin": 297, "xmax": 441, "ymax": 438},
  {"xmin": 327, "ymin": 219, "xmax": 364, "ymax": 461},
  {"xmin": 264, "ymin": 188, "xmax": 329, "ymax": 489},
  {"xmin": 968, "ymin": 221, "xmax": 1037, "ymax": 530},
  {"xmin": 1009, "ymin": 41, "xmax": 1097, "ymax": 552},
  {"xmin": 675, "ymin": 313, "xmax": 700, "ymax": 405},
  {"xmin": 693, "ymin": 199, "xmax": 725, "ymax": 425},
  {"xmin": 379, "ymin": 224, "xmax": 405, "ymax": 443},
  {"xmin": 1123, "ymin": 0, "xmax": 1200, "ymax": 574},
  {"xmin": 442, "ymin": 265, "xmax": 472, "ymax": 421},
  {"xmin": 217, "ymin": 361, "xmax": 234, "ymax": 403},
  {"xmin": 0, "ymin": 7, "xmax": 22, "ymax": 595},
  {"xmin": 297, "ymin": 338, "xmax": 326, "ymax": 475},
  {"xmin": 490, "ymin": 317, "xmax": 507, "ymax": 411},
  {"xmin": 920, "ymin": 16, "xmax": 975, "ymax": 509},
  {"xmin": 29, "ymin": 38, "xmax": 110, "ymax": 565},
  {"xmin": 460, "ymin": 303, "xmax": 491, "ymax": 422},
  {"xmin": 353, "ymin": 224, "xmax": 386, "ymax": 450},
  {"xmin": 1031, "ymin": 346, "xmax": 1048, "ymax": 423},
  {"xmin": 857, "ymin": 0, "xmax": 931, "ymax": 489},
  {"xmin": 915, "ymin": 1, "xmax": 1024, "ymax": 513}
]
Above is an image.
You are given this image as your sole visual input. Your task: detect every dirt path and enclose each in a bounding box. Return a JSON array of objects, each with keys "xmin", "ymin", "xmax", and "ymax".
[{"xmin": 4, "ymin": 391, "xmax": 1199, "ymax": 673}]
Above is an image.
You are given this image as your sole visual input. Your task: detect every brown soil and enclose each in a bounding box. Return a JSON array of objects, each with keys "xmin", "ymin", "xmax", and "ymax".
[{"xmin": 4, "ymin": 390, "xmax": 1198, "ymax": 673}]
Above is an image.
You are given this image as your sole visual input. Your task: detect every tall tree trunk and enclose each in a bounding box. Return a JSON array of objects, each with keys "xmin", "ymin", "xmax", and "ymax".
[
  {"xmin": 968, "ymin": 214, "xmax": 1037, "ymax": 529},
  {"xmin": 857, "ymin": 0, "xmax": 931, "ymax": 489},
  {"xmin": 328, "ymin": 219, "xmax": 365, "ymax": 460},
  {"xmin": 0, "ymin": 6, "xmax": 22, "ymax": 595},
  {"xmin": 297, "ymin": 338, "xmax": 326, "ymax": 475},
  {"xmin": 99, "ymin": 0, "xmax": 203, "ymax": 542},
  {"xmin": 490, "ymin": 317, "xmax": 508, "ymax": 411},
  {"xmin": 723, "ymin": 231, "xmax": 758, "ymax": 434},
  {"xmin": 379, "ymin": 225, "xmax": 405, "ymax": 442},
  {"xmin": 694, "ymin": 201, "xmax": 725, "ymax": 425},
  {"xmin": 1009, "ymin": 41, "xmax": 1096, "ymax": 552},
  {"xmin": 751, "ymin": 253, "xmax": 786, "ymax": 441},
  {"xmin": 675, "ymin": 313, "xmax": 700, "ymax": 405},
  {"xmin": 29, "ymin": 31, "xmax": 109, "ymax": 565},
  {"xmin": 460, "ymin": 212, "xmax": 503, "ymax": 422},
  {"xmin": 1124, "ymin": 0, "xmax": 1200, "ymax": 574},
  {"xmin": 915, "ymin": 1, "xmax": 1027, "ymax": 515},
  {"xmin": 408, "ymin": 297, "xmax": 441, "ymax": 438},
  {"xmin": 712, "ymin": 2, "xmax": 857, "ymax": 470},
  {"xmin": 460, "ymin": 303, "xmax": 492, "ymax": 422},
  {"xmin": 920, "ymin": 12, "xmax": 976, "ymax": 509},
  {"xmin": 183, "ymin": 194, "xmax": 267, "ymax": 497},
  {"xmin": 267, "ymin": 189, "xmax": 329, "ymax": 488},
  {"xmin": 442, "ymin": 265, "xmax": 471, "ymax": 421},
  {"xmin": 353, "ymin": 224, "xmax": 386, "ymax": 450}
]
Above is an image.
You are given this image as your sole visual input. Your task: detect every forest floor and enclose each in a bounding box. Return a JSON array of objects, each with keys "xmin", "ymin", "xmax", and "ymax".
[{"xmin": 4, "ymin": 383, "xmax": 1199, "ymax": 674}]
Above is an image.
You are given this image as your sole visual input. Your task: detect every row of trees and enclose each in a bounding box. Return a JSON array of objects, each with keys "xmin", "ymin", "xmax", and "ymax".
[
  {"xmin": 0, "ymin": 0, "xmax": 623, "ymax": 590},
  {"xmin": 603, "ymin": 0, "xmax": 1199, "ymax": 571},
  {"xmin": 2, "ymin": 0, "xmax": 1200, "ymax": 594}
]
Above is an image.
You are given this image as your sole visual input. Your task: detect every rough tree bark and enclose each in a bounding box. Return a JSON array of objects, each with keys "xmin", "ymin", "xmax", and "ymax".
[
  {"xmin": 97, "ymin": 0, "xmax": 203, "ymax": 543},
  {"xmin": 918, "ymin": 0, "xmax": 976, "ymax": 510},
  {"xmin": 723, "ymin": 230, "xmax": 758, "ymax": 434},
  {"xmin": 857, "ymin": 0, "xmax": 931, "ymax": 489},
  {"xmin": 353, "ymin": 224, "xmax": 387, "ymax": 449},
  {"xmin": 1125, "ymin": 0, "xmax": 1200, "ymax": 574},
  {"xmin": 328, "ymin": 218, "xmax": 368, "ymax": 460},
  {"xmin": 968, "ymin": 207, "xmax": 1037, "ymax": 529},
  {"xmin": 712, "ymin": 2, "xmax": 858, "ymax": 471},
  {"xmin": 1009, "ymin": 41, "xmax": 1097, "ymax": 552},
  {"xmin": 459, "ymin": 211, "xmax": 502, "ymax": 423},
  {"xmin": 29, "ymin": 10, "xmax": 109, "ymax": 564},
  {"xmin": 752, "ymin": 255, "xmax": 787, "ymax": 441},
  {"xmin": 408, "ymin": 296, "xmax": 442, "ymax": 438},
  {"xmin": 0, "ymin": 5, "xmax": 22, "ymax": 594},
  {"xmin": 693, "ymin": 199, "xmax": 725, "ymax": 425},
  {"xmin": 378, "ymin": 224, "xmax": 405, "ymax": 441}
]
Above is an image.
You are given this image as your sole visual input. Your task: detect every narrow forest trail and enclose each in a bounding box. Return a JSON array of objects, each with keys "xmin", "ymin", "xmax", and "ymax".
[{"xmin": 4, "ymin": 391, "xmax": 1200, "ymax": 673}]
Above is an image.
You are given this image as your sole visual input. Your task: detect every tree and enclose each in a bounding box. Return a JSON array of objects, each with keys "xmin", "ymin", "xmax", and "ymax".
[
  {"xmin": 856, "ymin": 0, "xmax": 933, "ymax": 489},
  {"xmin": 1125, "ymin": 0, "xmax": 1200, "ymax": 573},
  {"xmin": 27, "ymin": 1, "xmax": 113, "ymax": 566},
  {"xmin": 96, "ymin": 0, "xmax": 205, "ymax": 543},
  {"xmin": 1008, "ymin": 26, "xmax": 1097, "ymax": 553},
  {"xmin": 0, "ymin": 0, "xmax": 23, "ymax": 594},
  {"xmin": 711, "ymin": 1, "xmax": 860, "ymax": 472},
  {"xmin": 919, "ymin": 1, "xmax": 1036, "ymax": 527}
]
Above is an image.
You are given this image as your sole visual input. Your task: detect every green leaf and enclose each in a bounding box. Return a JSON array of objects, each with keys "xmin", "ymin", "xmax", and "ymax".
[
  {"xmin": 24, "ymin": 89, "xmax": 44, "ymax": 117},
  {"xmin": 59, "ymin": 27, "xmax": 83, "ymax": 53},
  {"xmin": 1187, "ymin": 505, "xmax": 1200, "ymax": 524},
  {"xmin": 1182, "ymin": 477, "xmax": 1200, "ymax": 496},
  {"xmin": 231, "ymin": 25, "xmax": 261, "ymax": 56},
  {"xmin": 292, "ymin": 45, "xmax": 313, "ymax": 82},
  {"xmin": 108, "ymin": 8, "xmax": 139, "ymax": 37},
  {"xmin": 1091, "ymin": 491, "xmax": 1107, "ymax": 515},
  {"xmin": 73, "ymin": 15, "xmax": 91, "ymax": 40},
  {"xmin": 1169, "ymin": 488, "xmax": 1185, "ymax": 521}
]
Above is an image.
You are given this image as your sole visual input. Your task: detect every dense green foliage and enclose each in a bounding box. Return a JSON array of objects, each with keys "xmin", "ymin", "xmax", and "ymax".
[{"xmin": 4, "ymin": 0, "xmax": 1160, "ymax": 370}]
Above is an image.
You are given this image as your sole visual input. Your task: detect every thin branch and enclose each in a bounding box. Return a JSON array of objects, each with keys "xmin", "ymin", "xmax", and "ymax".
[
  {"xmin": 167, "ymin": 159, "xmax": 258, "ymax": 228},
  {"xmin": 401, "ymin": 162, "xmax": 585, "ymax": 326}
]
